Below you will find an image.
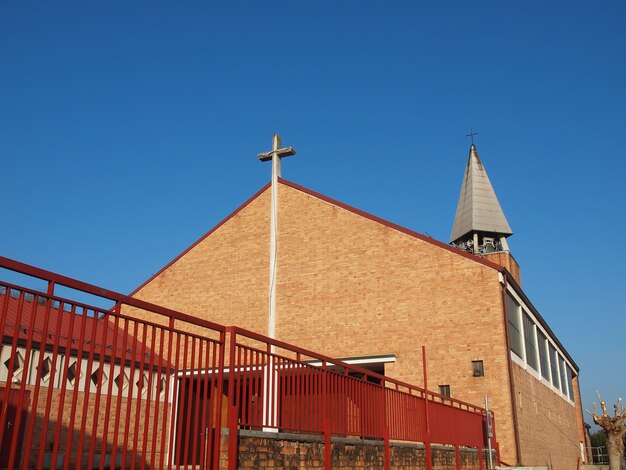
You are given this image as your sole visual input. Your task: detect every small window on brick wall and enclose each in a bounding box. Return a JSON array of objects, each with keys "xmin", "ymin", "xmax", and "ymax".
[
  {"xmin": 472, "ymin": 360, "xmax": 484, "ymax": 377},
  {"xmin": 439, "ymin": 385, "xmax": 451, "ymax": 397}
]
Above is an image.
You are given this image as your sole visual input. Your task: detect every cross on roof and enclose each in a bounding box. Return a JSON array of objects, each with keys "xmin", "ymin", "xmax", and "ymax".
[
  {"xmin": 466, "ymin": 129, "xmax": 479, "ymax": 145},
  {"xmin": 257, "ymin": 134, "xmax": 296, "ymax": 162}
]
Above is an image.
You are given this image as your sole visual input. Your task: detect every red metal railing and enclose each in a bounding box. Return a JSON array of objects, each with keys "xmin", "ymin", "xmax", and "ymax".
[
  {"xmin": 226, "ymin": 327, "xmax": 499, "ymax": 470},
  {"xmin": 0, "ymin": 256, "xmax": 226, "ymax": 470},
  {"xmin": 0, "ymin": 256, "xmax": 498, "ymax": 469}
]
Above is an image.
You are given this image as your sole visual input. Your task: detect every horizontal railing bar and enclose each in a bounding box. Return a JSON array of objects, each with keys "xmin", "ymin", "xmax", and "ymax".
[
  {"xmin": 0, "ymin": 294, "xmax": 223, "ymax": 346},
  {"xmin": 231, "ymin": 325, "xmax": 487, "ymax": 414},
  {"xmin": 0, "ymin": 256, "xmax": 226, "ymax": 332}
]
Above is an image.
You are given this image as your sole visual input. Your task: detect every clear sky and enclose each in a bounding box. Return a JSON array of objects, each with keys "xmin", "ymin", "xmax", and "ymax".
[{"xmin": 1, "ymin": 1, "xmax": 624, "ymax": 425}]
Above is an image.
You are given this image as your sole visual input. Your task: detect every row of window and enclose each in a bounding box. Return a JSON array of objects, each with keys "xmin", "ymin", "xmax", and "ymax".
[{"xmin": 506, "ymin": 293, "xmax": 575, "ymax": 401}]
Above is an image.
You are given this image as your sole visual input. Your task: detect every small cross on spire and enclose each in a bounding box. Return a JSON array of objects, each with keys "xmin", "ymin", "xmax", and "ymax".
[{"xmin": 466, "ymin": 129, "xmax": 479, "ymax": 146}]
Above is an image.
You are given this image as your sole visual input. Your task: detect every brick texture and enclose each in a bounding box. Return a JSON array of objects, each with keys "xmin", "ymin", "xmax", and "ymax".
[{"xmin": 511, "ymin": 363, "xmax": 584, "ymax": 470}]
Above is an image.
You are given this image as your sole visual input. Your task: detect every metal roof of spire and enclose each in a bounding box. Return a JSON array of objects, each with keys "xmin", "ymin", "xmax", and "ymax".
[{"xmin": 450, "ymin": 144, "xmax": 513, "ymax": 243}]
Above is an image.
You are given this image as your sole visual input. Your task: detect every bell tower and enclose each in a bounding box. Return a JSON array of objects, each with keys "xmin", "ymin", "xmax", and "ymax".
[{"xmin": 451, "ymin": 138, "xmax": 521, "ymax": 284}]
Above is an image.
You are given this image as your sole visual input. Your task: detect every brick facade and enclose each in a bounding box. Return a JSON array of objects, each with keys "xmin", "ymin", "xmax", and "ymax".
[
  {"xmin": 133, "ymin": 180, "xmax": 585, "ymax": 469},
  {"xmin": 510, "ymin": 363, "xmax": 581, "ymax": 469}
]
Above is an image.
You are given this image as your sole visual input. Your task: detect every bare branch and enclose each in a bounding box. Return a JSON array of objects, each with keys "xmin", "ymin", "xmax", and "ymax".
[{"xmin": 601, "ymin": 400, "xmax": 609, "ymax": 417}]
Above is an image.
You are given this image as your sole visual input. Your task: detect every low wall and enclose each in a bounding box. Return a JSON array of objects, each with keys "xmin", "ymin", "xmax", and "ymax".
[{"xmin": 221, "ymin": 430, "xmax": 497, "ymax": 469}]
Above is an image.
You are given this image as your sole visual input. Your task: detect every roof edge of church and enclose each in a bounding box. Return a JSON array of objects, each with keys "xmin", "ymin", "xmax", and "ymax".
[
  {"xmin": 129, "ymin": 181, "xmax": 272, "ymax": 297},
  {"xmin": 278, "ymin": 178, "xmax": 504, "ymax": 273}
]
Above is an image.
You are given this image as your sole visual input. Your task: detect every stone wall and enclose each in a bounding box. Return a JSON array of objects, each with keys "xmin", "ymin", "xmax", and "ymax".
[{"xmin": 220, "ymin": 430, "xmax": 496, "ymax": 470}]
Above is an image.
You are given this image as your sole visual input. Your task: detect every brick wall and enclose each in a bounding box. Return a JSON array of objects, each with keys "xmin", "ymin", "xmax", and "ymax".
[
  {"xmin": 511, "ymin": 362, "xmax": 582, "ymax": 470},
  {"xmin": 481, "ymin": 251, "xmax": 521, "ymax": 286}
]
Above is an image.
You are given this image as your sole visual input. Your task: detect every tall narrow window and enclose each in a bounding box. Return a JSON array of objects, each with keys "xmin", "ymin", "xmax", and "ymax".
[
  {"xmin": 559, "ymin": 357, "xmax": 568, "ymax": 398},
  {"xmin": 566, "ymin": 366, "xmax": 575, "ymax": 400},
  {"xmin": 506, "ymin": 294, "xmax": 523, "ymax": 358},
  {"xmin": 549, "ymin": 344, "xmax": 560, "ymax": 390},
  {"xmin": 523, "ymin": 313, "xmax": 538, "ymax": 371},
  {"xmin": 537, "ymin": 330, "xmax": 550, "ymax": 381}
]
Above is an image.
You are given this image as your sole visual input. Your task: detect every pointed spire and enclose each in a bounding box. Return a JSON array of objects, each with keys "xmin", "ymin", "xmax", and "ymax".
[{"xmin": 450, "ymin": 144, "xmax": 512, "ymax": 248}]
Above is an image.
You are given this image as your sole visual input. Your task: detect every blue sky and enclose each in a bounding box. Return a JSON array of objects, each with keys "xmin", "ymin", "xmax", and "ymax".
[{"xmin": 1, "ymin": 2, "xmax": 624, "ymax": 423}]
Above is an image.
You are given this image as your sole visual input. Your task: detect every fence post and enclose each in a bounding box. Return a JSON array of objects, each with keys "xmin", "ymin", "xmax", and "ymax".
[
  {"xmin": 422, "ymin": 346, "xmax": 432, "ymax": 470},
  {"xmin": 227, "ymin": 328, "xmax": 238, "ymax": 470},
  {"xmin": 323, "ymin": 360, "xmax": 331, "ymax": 470},
  {"xmin": 383, "ymin": 384, "xmax": 390, "ymax": 470}
]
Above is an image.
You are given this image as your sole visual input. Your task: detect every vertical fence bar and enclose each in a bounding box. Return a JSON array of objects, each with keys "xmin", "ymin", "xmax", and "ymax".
[
  {"xmin": 85, "ymin": 308, "xmax": 112, "ymax": 470},
  {"xmin": 198, "ymin": 339, "xmax": 210, "ymax": 470},
  {"xmin": 166, "ymin": 329, "xmax": 182, "ymax": 469},
  {"xmin": 383, "ymin": 384, "xmax": 390, "ymax": 470},
  {"xmin": 238, "ymin": 346, "xmax": 246, "ymax": 427},
  {"xmin": 227, "ymin": 328, "xmax": 238, "ymax": 470},
  {"xmin": 74, "ymin": 306, "xmax": 102, "ymax": 470},
  {"xmin": 120, "ymin": 320, "xmax": 139, "ymax": 469},
  {"xmin": 22, "ymin": 283, "xmax": 55, "ymax": 470},
  {"xmin": 322, "ymin": 361, "xmax": 331, "ymax": 470},
  {"xmin": 98, "ymin": 308, "xmax": 121, "ymax": 470},
  {"xmin": 158, "ymin": 320, "xmax": 175, "ymax": 470},
  {"xmin": 0, "ymin": 290, "xmax": 27, "ymax": 459},
  {"xmin": 130, "ymin": 323, "xmax": 148, "ymax": 469},
  {"xmin": 423, "ymin": 346, "xmax": 432, "ymax": 470},
  {"xmin": 149, "ymin": 325, "xmax": 166, "ymax": 470},
  {"xmin": 110, "ymin": 316, "xmax": 131, "ymax": 470},
  {"xmin": 190, "ymin": 338, "xmax": 203, "ymax": 468},
  {"xmin": 7, "ymin": 289, "xmax": 39, "ymax": 470},
  {"xmin": 36, "ymin": 288, "xmax": 68, "ymax": 470},
  {"xmin": 140, "ymin": 325, "xmax": 157, "ymax": 470},
  {"xmin": 0, "ymin": 285, "xmax": 13, "ymax": 460},
  {"xmin": 212, "ymin": 331, "xmax": 226, "ymax": 470},
  {"xmin": 50, "ymin": 302, "xmax": 77, "ymax": 465},
  {"xmin": 174, "ymin": 334, "xmax": 190, "ymax": 469},
  {"xmin": 62, "ymin": 303, "xmax": 90, "ymax": 470}
]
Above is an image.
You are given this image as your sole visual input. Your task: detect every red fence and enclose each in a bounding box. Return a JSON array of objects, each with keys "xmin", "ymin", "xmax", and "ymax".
[
  {"xmin": 226, "ymin": 327, "xmax": 499, "ymax": 470},
  {"xmin": 0, "ymin": 256, "xmax": 498, "ymax": 469}
]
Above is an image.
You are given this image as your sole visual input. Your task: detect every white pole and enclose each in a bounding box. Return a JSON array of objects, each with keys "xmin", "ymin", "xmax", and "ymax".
[
  {"xmin": 257, "ymin": 134, "xmax": 294, "ymax": 432},
  {"xmin": 485, "ymin": 395, "xmax": 494, "ymax": 470},
  {"xmin": 264, "ymin": 134, "xmax": 281, "ymax": 431},
  {"xmin": 268, "ymin": 134, "xmax": 280, "ymax": 347}
]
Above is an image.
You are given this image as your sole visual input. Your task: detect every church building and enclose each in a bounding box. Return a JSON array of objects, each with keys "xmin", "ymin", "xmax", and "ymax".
[{"xmin": 130, "ymin": 139, "xmax": 587, "ymax": 469}]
